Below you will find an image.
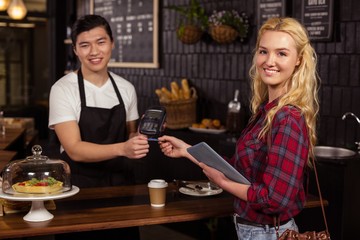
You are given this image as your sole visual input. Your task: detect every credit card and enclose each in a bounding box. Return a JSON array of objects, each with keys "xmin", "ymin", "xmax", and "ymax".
[{"xmin": 148, "ymin": 138, "xmax": 159, "ymax": 141}]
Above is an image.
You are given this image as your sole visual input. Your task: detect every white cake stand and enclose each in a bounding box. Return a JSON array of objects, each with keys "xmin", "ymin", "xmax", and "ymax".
[{"xmin": 0, "ymin": 186, "xmax": 79, "ymax": 222}]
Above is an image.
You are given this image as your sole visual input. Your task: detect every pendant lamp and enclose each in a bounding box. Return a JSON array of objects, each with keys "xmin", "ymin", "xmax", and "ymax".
[
  {"xmin": 0, "ymin": 0, "xmax": 10, "ymax": 11},
  {"xmin": 7, "ymin": 0, "xmax": 27, "ymax": 20}
]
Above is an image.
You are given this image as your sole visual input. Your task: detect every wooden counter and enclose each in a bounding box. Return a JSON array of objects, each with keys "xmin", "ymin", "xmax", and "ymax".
[
  {"xmin": 0, "ymin": 184, "xmax": 327, "ymax": 239},
  {"xmin": 0, "ymin": 150, "xmax": 17, "ymax": 171},
  {"xmin": 0, "ymin": 128, "xmax": 26, "ymax": 156}
]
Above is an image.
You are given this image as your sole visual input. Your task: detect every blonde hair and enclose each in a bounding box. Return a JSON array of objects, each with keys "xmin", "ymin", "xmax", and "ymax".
[{"xmin": 248, "ymin": 17, "xmax": 320, "ymax": 165}]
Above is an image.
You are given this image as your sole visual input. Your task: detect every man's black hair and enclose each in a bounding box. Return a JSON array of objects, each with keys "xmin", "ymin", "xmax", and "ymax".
[{"xmin": 71, "ymin": 14, "xmax": 113, "ymax": 46}]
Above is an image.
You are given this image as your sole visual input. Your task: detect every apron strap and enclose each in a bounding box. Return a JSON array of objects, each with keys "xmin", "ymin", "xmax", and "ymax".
[
  {"xmin": 77, "ymin": 68, "xmax": 87, "ymax": 108},
  {"xmin": 77, "ymin": 69, "xmax": 124, "ymax": 107}
]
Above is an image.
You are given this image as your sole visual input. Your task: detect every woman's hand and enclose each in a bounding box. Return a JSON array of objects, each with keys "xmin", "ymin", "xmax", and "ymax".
[
  {"xmin": 121, "ymin": 135, "xmax": 149, "ymax": 159},
  {"xmin": 198, "ymin": 162, "xmax": 227, "ymax": 187},
  {"xmin": 158, "ymin": 135, "xmax": 191, "ymax": 159},
  {"xmin": 199, "ymin": 162, "xmax": 250, "ymax": 201}
]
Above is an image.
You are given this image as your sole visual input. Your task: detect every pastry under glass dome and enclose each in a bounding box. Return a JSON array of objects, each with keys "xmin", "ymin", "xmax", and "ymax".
[{"xmin": 2, "ymin": 145, "xmax": 72, "ymax": 195}]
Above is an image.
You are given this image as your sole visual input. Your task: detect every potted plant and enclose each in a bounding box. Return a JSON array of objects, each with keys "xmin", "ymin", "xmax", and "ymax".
[
  {"xmin": 168, "ymin": 0, "xmax": 208, "ymax": 44},
  {"xmin": 208, "ymin": 10, "xmax": 249, "ymax": 44}
]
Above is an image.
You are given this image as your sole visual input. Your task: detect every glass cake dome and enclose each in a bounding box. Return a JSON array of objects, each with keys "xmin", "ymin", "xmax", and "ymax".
[{"xmin": 2, "ymin": 145, "xmax": 72, "ymax": 195}]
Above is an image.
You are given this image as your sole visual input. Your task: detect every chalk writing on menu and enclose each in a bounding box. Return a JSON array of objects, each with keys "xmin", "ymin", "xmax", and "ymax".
[
  {"xmin": 257, "ymin": 0, "xmax": 286, "ymax": 27},
  {"xmin": 92, "ymin": 0, "xmax": 159, "ymax": 68},
  {"xmin": 301, "ymin": 0, "xmax": 333, "ymax": 40}
]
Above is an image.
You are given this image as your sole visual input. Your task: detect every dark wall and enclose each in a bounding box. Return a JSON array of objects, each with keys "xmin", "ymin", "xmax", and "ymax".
[{"xmin": 77, "ymin": 0, "xmax": 360, "ymax": 150}]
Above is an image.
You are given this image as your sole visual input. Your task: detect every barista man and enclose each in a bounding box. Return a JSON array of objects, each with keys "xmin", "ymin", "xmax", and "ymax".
[{"xmin": 48, "ymin": 15, "xmax": 149, "ymax": 240}]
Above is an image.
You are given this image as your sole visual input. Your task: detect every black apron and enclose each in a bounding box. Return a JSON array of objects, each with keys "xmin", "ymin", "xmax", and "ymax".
[
  {"xmin": 56, "ymin": 70, "xmax": 140, "ymax": 239},
  {"xmin": 60, "ymin": 69, "xmax": 135, "ymax": 188}
]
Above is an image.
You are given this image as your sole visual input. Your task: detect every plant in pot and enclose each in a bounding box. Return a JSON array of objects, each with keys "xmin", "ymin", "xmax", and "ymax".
[
  {"xmin": 208, "ymin": 10, "xmax": 249, "ymax": 44},
  {"xmin": 168, "ymin": 0, "xmax": 208, "ymax": 44}
]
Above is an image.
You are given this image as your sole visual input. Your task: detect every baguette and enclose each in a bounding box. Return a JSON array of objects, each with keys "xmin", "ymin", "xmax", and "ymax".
[
  {"xmin": 161, "ymin": 87, "xmax": 173, "ymax": 100},
  {"xmin": 170, "ymin": 81, "xmax": 180, "ymax": 100},
  {"xmin": 178, "ymin": 89, "xmax": 184, "ymax": 100},
  {"xmin": 155, "ymin": 88, "xmax": 162, "ymax": 98},
  {"xmin": 181, "ymin": 79, "xmax": 191, "ymax": 99}
]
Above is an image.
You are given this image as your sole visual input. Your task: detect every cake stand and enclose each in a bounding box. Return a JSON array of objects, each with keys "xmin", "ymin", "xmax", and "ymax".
[{"xmin": 0, "ymin": 186, "xmax": 79, "ymax": 222}]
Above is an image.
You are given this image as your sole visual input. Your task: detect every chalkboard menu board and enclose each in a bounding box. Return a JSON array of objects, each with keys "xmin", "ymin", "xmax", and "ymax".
[
  {"xmin": 90, "ymin": 0, "xmax": 159, "ymax": 68},
  {"xmin": 257, "ymin": 0, "xmax": 286, "ymax": 27},
  {"xmin": 301, "ymin": 0, "xmax": 334, "ymax": 41}
]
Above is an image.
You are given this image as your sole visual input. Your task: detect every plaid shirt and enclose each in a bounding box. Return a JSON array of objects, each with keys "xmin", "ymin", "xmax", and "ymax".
[{"xmin": 230, "ymin": 99, "xmax": 308, "ymax": 224}]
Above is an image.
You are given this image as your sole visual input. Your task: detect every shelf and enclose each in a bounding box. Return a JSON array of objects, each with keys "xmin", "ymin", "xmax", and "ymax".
[{"xmin": 64, "ymin": 39, "xmax": 72, "ymax": 44}]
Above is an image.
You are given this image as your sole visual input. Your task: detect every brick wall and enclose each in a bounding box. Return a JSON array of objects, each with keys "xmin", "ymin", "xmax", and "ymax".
[{"xmin": 85, "ymin": 0, "xmax": 360, "ymax": 149}]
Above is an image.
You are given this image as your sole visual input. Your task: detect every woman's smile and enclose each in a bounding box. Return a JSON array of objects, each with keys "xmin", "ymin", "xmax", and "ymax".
[{"xmin": 263, "ymin": 68, "xmax": 280, "ymax": 76}]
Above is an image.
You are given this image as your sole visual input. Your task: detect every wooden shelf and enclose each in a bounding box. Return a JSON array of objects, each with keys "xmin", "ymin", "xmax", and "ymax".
[{"xmin": 64, "ymin": 39, "xmax": 72, "ymax": 44}]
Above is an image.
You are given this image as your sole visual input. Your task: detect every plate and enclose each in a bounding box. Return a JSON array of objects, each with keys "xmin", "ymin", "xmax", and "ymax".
[
  {"xmin": 0, "ymin": 185, "xmax": 80, "ymax": 201},
  {"xmin": 0, "ymin": 186, "xmax": 79, "ymax": 222},
  {"xmin": 179, "ymin": 182, "xmax": 223, "ymax": 197},
  {"xmin": 189, "ymin": 127, "xmax": 226, "ymax": 134}
]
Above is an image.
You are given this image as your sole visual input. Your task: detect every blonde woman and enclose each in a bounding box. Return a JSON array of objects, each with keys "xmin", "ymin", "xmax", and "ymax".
[{"xmin": 159, "ymin": 17, "xmax": 319, "ymax": 240}]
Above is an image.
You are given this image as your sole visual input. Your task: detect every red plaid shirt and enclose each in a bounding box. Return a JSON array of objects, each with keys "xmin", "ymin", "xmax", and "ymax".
[{"xmin": 230, "ymin": 99, "xmax": 308, "ymax": 224}]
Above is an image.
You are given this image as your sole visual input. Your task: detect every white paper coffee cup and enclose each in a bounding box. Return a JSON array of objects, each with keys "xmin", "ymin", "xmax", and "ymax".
[{"xmin": 148, "ymin": 179, "xmax": 168, "ymax": 207}]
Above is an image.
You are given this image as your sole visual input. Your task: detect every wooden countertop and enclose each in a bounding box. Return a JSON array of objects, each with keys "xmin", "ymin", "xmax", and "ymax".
[
  {"xmin": 0, "ymin": 128, "xmax": 25, "ymax": 151},
  {"xmin": 0, "ymin": 183, "xmax": 327, "ymax": 239},
  {"xmin": 0, "ymin": 150, "xmax": 17, "ymax": 171}
]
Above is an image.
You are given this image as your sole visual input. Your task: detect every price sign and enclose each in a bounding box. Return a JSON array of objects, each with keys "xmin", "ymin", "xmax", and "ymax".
[
  {"xmin": 301, "ymin": 0, "xmax": 334, "ymax": 41},
  {"xmin": 90, "ymin": 0, "xmax": 159, "ymax": 68},
  {"xmin": 257, "ymin": 0, "xmax": 286, "ymax": 27}
]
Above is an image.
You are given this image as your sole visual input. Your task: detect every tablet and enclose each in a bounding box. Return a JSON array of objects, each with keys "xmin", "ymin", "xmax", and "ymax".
[{"xmin": 187, "ymin": 142, "xmax": 251, "ymax": 185}]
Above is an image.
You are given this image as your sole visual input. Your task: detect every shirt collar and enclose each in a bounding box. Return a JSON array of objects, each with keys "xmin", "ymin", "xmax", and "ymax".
[{"xmin": 259, "ymin": 97, "xmax": 279, "ymax": 113}]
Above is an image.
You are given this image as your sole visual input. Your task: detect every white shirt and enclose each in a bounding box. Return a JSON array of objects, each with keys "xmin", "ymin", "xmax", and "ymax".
[{"xmin": 49, "ymin": 71, "xmax": 139, "ymax": 129}]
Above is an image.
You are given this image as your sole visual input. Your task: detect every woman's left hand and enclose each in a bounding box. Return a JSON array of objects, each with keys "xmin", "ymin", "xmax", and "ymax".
[
  {"xmin": 198, "ymin": 162, "xmax": 227, "ymax": 187},
  {"xmin": 199, "ymin": 162, "xmax": 250, "ymax": 201}
]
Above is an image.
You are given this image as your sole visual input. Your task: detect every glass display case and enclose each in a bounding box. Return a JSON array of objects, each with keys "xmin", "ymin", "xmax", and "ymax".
[{"xmin": 2, "ymin": 145, "xmax": 71, "ymax": 195}]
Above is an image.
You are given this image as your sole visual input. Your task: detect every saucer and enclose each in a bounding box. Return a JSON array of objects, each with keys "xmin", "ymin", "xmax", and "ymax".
[{"xmin": 179, "ymin": 182, "xmax": 223, "ymax": 197}]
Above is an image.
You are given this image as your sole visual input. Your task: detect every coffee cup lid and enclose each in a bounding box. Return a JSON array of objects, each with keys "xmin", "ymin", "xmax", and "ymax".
[{"xmin": 148, "ymin": 179, "xmax": 168, "ymax": 188}]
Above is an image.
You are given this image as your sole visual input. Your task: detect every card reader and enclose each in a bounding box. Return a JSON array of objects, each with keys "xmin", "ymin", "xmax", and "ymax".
[{"xmin": 139, "ymin": 106, "xmax": 166, "ymax": 139}]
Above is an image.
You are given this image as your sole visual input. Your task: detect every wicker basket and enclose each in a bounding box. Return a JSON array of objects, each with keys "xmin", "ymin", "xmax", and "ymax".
[
  {"xmin": 160, "ymin": 89, "xmax": 197, "ymax": 129},
  {"xmin": 209, "ymin": 25, "xmax": 238, "ymax": 44},
  {"xmin": 177, "ymin": 25, "xmax": 203, "ymax": 44}
]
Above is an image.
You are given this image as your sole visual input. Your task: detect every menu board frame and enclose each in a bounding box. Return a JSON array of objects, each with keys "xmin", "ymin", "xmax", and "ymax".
[
  {"xmin": 257, "ymin": 0, "xmax": 286, "ymax": 27},
  {"xmin": 301, "ymin": 0, "xmax": 334, "ymax": 41},
  {"xmin": 90, "ymin": 0, "xmax": 159, "ymax": 68}
]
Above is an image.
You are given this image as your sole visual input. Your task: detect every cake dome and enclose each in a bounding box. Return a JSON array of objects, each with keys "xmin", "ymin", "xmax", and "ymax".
[{"xmin": 2, "ymin": 145, "xmax": 71, "ymax": 195}]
